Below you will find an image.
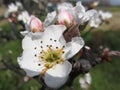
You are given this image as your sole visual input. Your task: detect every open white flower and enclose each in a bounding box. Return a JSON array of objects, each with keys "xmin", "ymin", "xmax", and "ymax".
[
  {"xmin": 74, "ymin": 1, "xmax": 97, "ymax": 24},
  {"xmin": 8, "ymin": 3, "xmax": 18, "ymax": 13},
  {"xmin": 44, "ymin": 1, "xmax": 96, "ymax": 28},
  {"xmin": 57, "ymin": 1, "xmax": 97, "ymax": 26},
  {"xmin": 99, "ymin": 10, "xmax": 112, "ymax": 20},
  {"xmin": 4, "ymin": 3, "xmax": 18, "ymax": 18},
  {"xmin": 18, "ymin": 25, "xmax": 84, "ymax": 89},
  {"xmin": 90, "ymin": 12, "xmax": 102, "ymax": 28}
]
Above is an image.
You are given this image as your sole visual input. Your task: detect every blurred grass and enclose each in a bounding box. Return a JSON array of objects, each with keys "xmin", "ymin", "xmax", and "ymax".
[
  {"xmin": 109, "ymin": 6, "xmax": 120, "ymax": 12},
  {"xmin": 96, "ymin": 6, "xmax": 120, "ymax": 12}
]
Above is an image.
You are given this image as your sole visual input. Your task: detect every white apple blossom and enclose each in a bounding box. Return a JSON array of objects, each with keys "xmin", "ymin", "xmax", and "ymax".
[
  {"xmin": 74, "ymin": 1, "xmax": 97, "ymax": 24},
  {"xmin": 18, "ymin": 25, "xmax": 84, "ymax": 89},
  {"xmin": 4, "ymin": 3, "xmax": 18, "ymax": 18},
  {"xmin": 21, "ymin": 1, "xmax": 97, "ymax": 36},
  {"xmin": 99, "ymin": 10, "xmax": 112, "ymax": 20},
  {"xmin": 7, "ymin": 3, "xmax": 18, "ymax": 13},
  {"xmin": 90, "ymin": 12, "xmax": 102, "ymax": 28},
  {"xmin": 57, "ymin": 1, "xmax": 97, "ymax": 25},
  {"xmin": 79, "ymin": 73, "xmax": 92, "ymax": 89},
  {"xmin": 43, "ymin": 1, "xmax": 97, "ymax": 28}
]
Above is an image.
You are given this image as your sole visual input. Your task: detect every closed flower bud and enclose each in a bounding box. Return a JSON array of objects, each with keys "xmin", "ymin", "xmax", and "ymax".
[
  {"xmin": 57, "ymin": 10, "xmax": 74, "ymax": 27},
  {"xmin": 30, "ymin": 16, "xmax": 43, "ymax": 32}
]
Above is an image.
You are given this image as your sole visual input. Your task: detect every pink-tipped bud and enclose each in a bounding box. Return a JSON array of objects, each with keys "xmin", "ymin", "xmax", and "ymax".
[
  {"xmin": 57, "ymin": 10, "xmax": 74, "ymax": 27},
  {"xmin": 30, "ymin": 16, "xmax": 43, "ymax": 33}
]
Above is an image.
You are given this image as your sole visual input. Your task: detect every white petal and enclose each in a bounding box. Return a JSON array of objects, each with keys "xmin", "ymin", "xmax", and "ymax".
[
  {"xmin": 74, "ymin": 1, "xmax": 86, "ymax": 23},
  {"xmin": 76, "ymin": 1, "xmax": 85, "ymax": 13},
  {"xmin": 20, "ymin": 31, "xmax": 29, "ymax": 36},
  {"xmin": 22, "ymin": 34, "xmax": 44, "ymax": 50},
  {"xmin": 44, "ymin": 11, "xmax": 57, "ymax": 27},
  {"xmin": 22, "ymin": 35, "xmax": 36, "ymax": 50},
  {"xmin": 8, "ymin": 3, "xmax": 18, "ymax": 13},
  {"xmin": 79, "ymin": 77, "xmax": 86, "ymax": 84},
  {"xmin": 90, "ymin": 17, "xmax": 101, "ymax": 28},
  {"xmin": 28, "ymin": 32, "xmax": 43, "ymax": 40},
  {"xmin": 79, "ymin": 77, "xmax": 88, "ymax": 89},
  {"xmin": 44, "ymin": 61, "xmax": 72, "ymax": 89},
  {"xmin": 57, "ymin": 2, "xmax": 73, "ymax": 11},
  {"xmin": 82, "ymin": 9, "xmax": 97, "ymax": 23},
  {"xmin": 44, "ymin": 25, "xmax": 66, "ymax": 40},
  {"xmin": 85, "ymin": 73, "xmax": 92, "ymax": 84},
  {"xmin": 17, "ymin": 54, "xmax": 44, "ymax": 77},
  {"xmin": 65, "ymin": 37, "xmax": 84, "ymax": 59}
]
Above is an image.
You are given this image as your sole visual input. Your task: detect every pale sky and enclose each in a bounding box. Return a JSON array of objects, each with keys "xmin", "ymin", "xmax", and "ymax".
[
  {"xmin": 77, "ymin": 0, "xmax": 120, "ymax": 5},
  {"xmin": 110, "ymin": 0, "xmax": 120, "ymax": 5}
]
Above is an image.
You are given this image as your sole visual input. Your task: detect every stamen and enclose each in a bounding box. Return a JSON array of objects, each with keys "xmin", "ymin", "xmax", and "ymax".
[
  {"xmin": 38, "ymin": 64, "xmax": 41, "ymax": 66},
  {"xmin": 34, "ymin": 47, "xmax": 37, "ymax": 49},
  {"xmin": 54, "ymin": 40, "xmax": 57, "ymax": 42},
  {"xmin": 41, "ymin": 41, "xmax": 43, "ymax": 43},
  {"xmin": 41, "ymin": 68, "xmax": 49, "ymax": 75},
  {"xmin": 41, "ymin": 56, "xmax": 43, "ymax": 58},
  {"xmin": 39, "ymin": 47, "xmax": 64, "ymax": 68},
  {"xmin": 34, "ymin": 54, "xmax": 37, "ymax": 57},
  {"xmin": 50, "ymin": 38, "xmax": 52, "ymax": 40},
  {"xmin": 41, "ymin": 46, "xmax": 43, "ymax": 48},
  {"xmin": 63, "ymin": 45, "xmax": 65, "ymax": 48}
]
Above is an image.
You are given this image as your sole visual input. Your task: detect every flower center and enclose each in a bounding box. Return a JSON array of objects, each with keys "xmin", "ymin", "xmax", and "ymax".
[{"xmin": 39, "ymin": 47, "xmax": 64, "ymax": 74}]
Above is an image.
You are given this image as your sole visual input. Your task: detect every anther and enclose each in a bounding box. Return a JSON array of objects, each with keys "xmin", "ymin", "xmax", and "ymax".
[
  {"xmin": 50, "ymin": 38, "xmax": 52, "ymax": 40},
  {"xmin": 63, "ymin": 46, "xmax": 65, "ymax": 48},
  {"xmin": 41, "ymin": 41, "xmax": 43, "ymax": 43},
  {"xmin": 41, "ymin": 57, "xmax": 43, "ymax": 58}
]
